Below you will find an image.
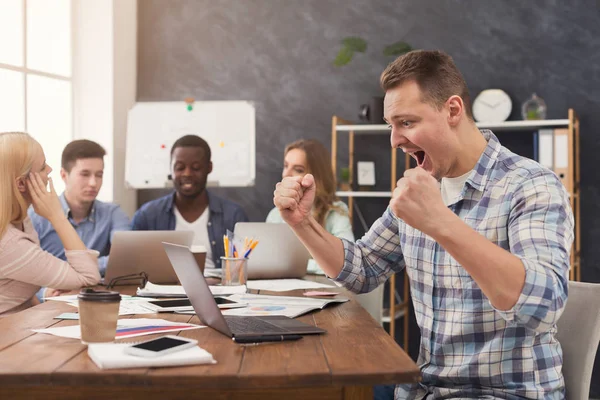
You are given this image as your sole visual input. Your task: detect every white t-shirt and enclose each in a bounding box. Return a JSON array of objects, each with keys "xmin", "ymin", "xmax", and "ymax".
[
  {"xmin": 440, "ymin": 170, "xmax": 471, "ymax": 206},
  {"xmin": 174, "ymin": 206, "xmax": 215, "ymax": 269}
]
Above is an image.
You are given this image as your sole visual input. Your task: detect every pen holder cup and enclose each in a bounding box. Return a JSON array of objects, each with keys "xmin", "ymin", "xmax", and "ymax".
[{"xmin": 220, "ymin": 257, "xmax": 248, "ymax": 286}]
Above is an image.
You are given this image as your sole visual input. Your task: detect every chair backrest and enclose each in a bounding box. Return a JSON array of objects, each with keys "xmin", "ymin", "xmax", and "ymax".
[
  {"xmin": 555, "ymin": 281, "xmax": 600, "ymax": 400},
  {"xmin": 355, "ymin": 284, "xmax": 385, "ymax": 326}
]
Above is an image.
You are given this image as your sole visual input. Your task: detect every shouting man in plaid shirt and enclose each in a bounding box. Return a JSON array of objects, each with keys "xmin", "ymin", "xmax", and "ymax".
[{"xmin": 273, "ymin": 50, "xmax": 573, "ymax": 399}]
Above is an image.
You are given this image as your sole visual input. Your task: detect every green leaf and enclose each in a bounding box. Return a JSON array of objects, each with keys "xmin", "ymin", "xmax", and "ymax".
[
  {"xmin": 383, "ymin": 41, "xmax": 412, "ymax": 57},
  {"xmin": 341, "ymin": 37, "xmax": 367, "ymax": 53},
  {"xmin": 340, "ymin": 167, "xmax": 350, "ymax": 182},
  {"xmin": 527, "ymin": 110, "xmax": 540, "ymax": 120},
  {"xmin": 333, "ymin": 46, "xmax": 354, "ymax": 67}
]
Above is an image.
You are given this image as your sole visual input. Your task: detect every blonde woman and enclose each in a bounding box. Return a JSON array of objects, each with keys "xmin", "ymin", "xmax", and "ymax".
[
  {"xmin": 0, "ymin": 132, "xmax": 100, "ymax": 316},
  {"xmin": 267, "ymin": 139, "xmax": 354, "ymax": 273}
]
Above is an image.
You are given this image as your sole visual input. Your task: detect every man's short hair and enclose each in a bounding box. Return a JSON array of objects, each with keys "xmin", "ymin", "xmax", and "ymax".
[
  {"xmin": 61, "ymin": 139, "xmax": 106, "ymax": 172},
  {"xmin": 170, "ymin": 135, "xmax": 211, "ymax": 162},
  {"xmin": 380, "ymin": 50, "xmax": 473, "ymax": 120}
]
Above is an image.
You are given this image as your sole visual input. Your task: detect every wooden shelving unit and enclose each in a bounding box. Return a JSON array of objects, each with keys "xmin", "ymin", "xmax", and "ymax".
[
  {"xmin": 331, "ymin": 109, "xmax": 581, "ymax": 346},
  {"xmin": 567, "ymin": 109, "xmax": 581, "ymax": 282},
  {"xmin": 331, "ymin": 116, "xmax": 410, "ymax": 349}
]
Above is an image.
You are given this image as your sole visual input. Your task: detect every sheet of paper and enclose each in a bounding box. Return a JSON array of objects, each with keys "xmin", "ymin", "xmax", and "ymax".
[
  {"xmin": 117, "ymin": 302, "xmax": 156, "ymax": 315},
  {"xmin": 33, "ymin": 318, "xmax": 205, "ymax": 340},
  {"xmin": 227, "ymin": 293, "xmax": 347, "ymax": 308},
  {"xmin": 210, "ymin": 285, "xmax": 247, "ymax": 295},
  {"xmin": 221, "ymin": 304, "xmax": 313, "ymax": 319},
  {"xmin": 45, "ymin": 294, "xmax": 134, "ymax": 303},
  {"xmin": 303, "ymin": 291, "xmax": 339, "ymax": 297},
  {"xmin": 136, "ymin": 282, "xmax": 187, "ymax": 297},
  {"xmin": 137, "ymin": 281, "xmax": 246, "ymax": 297},
  {"xmin": 66, "ymin": 299, "xmax": 157, "ymax": 316},
  {"xmin": 245, "ymin": 279, "xmax": 333, "ymax": 292},
  {"xmin": 54, "ymin": 312, "xmax": 80, "ymax": 320}
]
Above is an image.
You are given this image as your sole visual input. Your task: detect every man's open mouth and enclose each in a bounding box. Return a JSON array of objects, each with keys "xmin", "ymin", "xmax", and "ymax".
[{"xmin": 413, "ymin": 151, "xmax": 426, "ymax": 167}]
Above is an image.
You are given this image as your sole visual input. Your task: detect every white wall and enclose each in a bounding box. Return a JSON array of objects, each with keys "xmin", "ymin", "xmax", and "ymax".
[
  {"xmin": 112, "ymin": 0, "xmax": 137, "ymax": 217},
  {"xmin": 73, "ymin": 0, "xmax": 137, "ymax": 216}
]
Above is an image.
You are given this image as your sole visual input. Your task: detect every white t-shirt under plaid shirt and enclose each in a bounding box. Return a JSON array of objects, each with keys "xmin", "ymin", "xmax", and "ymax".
[{"xmin": 335, "ymin": 130, "xmax": 574, "ymax": 399}]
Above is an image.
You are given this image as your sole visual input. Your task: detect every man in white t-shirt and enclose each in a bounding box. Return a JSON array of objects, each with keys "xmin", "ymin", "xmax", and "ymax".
[{"xmin": 131, "ymin": 135, "xmax": 248, "ymax": 270}]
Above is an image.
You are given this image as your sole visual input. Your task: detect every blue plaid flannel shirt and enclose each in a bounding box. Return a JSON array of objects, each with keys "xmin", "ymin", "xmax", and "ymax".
[{"xmin": 336, "ymin": 130, "xmax": 574, "ymax": 399}]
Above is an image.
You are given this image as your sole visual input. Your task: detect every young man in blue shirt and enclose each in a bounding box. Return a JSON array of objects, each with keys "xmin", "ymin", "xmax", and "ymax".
[
  {"xmin": 29, "ymin": 139, "xmax": 131, "ymax": 298},
  {"xmin": 131, "ymin": 135, "xmax": 248, "ymax": 270}
]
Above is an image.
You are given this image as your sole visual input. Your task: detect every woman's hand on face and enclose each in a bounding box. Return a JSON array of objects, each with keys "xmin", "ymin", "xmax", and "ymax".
[{"xmin": 27, "ymin": 173, "xmax": 64, "ymax": 224}]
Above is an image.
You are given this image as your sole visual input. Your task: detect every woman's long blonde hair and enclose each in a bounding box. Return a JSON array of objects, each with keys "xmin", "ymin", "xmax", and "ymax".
[
  {"xmin": 284, "ymin": 139, "xmax": 346, "ymax": 226},
  {"xmin": 0, "ymin": 132, "xmax": 38, "ymax": 237}
]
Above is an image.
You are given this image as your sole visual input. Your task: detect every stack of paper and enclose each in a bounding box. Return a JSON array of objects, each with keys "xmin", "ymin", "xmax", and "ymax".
[
  {"xmin": 88, "ymin": 343, "xmax": 216, "ymax": 369},
  {"xmin": 220, "ymin": 293, "xmax": 349, "ymax": 318},
  {"xmin": 33, "ymin": 318, "xmax": 205, "ymax": 340},
  {"xmin": 136, "ymin": 282, "xmax": 247, "ymax": 297},
  {"xmin": 137, "ymin": 283, "xmax": 187, "ymax": 297},
  {"xmin": 45, "ymin": 294, "xmax": 136, "ymax": 302},
  {"xmin": 245, "ymin": 279, "xmax": 335, "ymax": 292},
  {"xmin": 47, "ymin": 294, "xmax": 158, "ymax": 316}
]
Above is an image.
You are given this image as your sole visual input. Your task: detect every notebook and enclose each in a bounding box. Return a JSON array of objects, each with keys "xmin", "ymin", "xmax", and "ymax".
[{"xmin": 87, "ymin": 342, "xmax": 216, "ymax": 369}]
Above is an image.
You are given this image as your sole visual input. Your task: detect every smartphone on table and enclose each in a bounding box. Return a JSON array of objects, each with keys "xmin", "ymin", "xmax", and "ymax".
[
  {"xmin": 146, "ymin": 297, "xmax": 245, "ymax": 312},
  {"xmin": 124, "ymin": 335, "xmax": 198, "ymax": 358}
]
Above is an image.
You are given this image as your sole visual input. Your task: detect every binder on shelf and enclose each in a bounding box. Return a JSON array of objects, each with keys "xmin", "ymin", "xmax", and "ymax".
[
  {"xmin": 553, "ymin": 128, "xmax": 572, "ymax": 192},
  {"xmin": 532, "ymin": 131, "xmax": 538, "ymax": 163},
  {"xmin": 538, "ymin": 129, "xmax": 554, "ymax": 170}
]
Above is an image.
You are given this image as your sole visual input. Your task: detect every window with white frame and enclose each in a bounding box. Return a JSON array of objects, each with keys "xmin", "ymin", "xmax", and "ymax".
[{"xmin": 0, "ymin": 0, "xmax": 72, "ymax": 195}]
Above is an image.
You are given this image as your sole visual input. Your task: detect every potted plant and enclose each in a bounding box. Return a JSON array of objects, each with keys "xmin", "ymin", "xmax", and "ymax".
[
  {"xmin": 338, "ymin": 167, "xmax": 351, "ymax": 191},
  {"xmin": 334, "ymin": 37, "xmax": 412, "ymax": 123},
  {"xmin": 333, "ymin": 37, "xmax": 412, "ymax": 67}
]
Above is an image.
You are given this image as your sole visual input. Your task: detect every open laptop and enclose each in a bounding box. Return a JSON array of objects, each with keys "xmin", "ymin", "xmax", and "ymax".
[
  {"xmin": 233, "ymin": 222, "xmax": 311, "ymax": 279},
  {"xmin": 162, "ymin": 242, "xmax": 326, "ymax": 339},
  {"xmin": 103, "ymin": 231, "xmax": 194, "ymax": 285}
]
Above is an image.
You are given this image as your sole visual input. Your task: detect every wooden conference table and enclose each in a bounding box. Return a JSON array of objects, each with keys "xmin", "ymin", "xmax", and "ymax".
[{"xmin": 0, "ymin": 281, "xmax": 420, "ymax": 400}]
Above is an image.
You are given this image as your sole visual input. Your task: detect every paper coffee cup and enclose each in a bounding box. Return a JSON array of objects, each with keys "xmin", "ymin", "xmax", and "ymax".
[
  {"xmin": 190, "ymin": 245, "xmax": 207, "ymax": 274},
  {"xmin": 78, "ymin": 288, "xmax": 121, "ymax": 344}
]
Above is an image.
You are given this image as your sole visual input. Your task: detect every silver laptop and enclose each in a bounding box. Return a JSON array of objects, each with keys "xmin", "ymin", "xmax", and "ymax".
[
  {"xmin": 161, "ymin": 242, "xmax": 325, "ymax": 339},
  {"xmin": 104, "ymin": 231, "xmax": 194, "ymax": 285},
  {"xmin": 233, "ymin": 222, "xmax": 310, "ymax": 279}
]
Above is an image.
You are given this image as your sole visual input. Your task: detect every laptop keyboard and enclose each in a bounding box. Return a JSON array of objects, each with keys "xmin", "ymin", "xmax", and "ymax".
[{"xmin": 224, "ymin": 316, "xmax": 288, "ymax": 334}]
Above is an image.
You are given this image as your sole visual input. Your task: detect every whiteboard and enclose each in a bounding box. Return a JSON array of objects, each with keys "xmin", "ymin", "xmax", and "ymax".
[{"xmin": 125, "ymin": 101, "xmax": 255, "ymax": 188}]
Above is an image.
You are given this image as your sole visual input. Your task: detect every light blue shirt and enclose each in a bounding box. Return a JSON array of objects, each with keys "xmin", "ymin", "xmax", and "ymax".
[
  {"xmin": 28, "ymin": 193, "xmax": 131, "ymax": 277},
  {"xmin": 266, "ymin": 201, "xmax": 354, "ymax": 241}
]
